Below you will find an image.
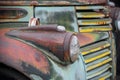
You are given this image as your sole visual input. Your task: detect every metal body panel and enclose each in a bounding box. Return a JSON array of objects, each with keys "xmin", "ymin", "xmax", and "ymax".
[
  {"xmin": 79, "ymin": 26, "xmax": 112, "ymax": 32},
  {"xmin": 0, "ymin": 0, "xmax": 107, "ymax": 6},
  {"xmin": 76, "ymin": 32, "xmax": 109, "ymax": 47},
  {"xmin": 78, "ymin": 18, "xmax": 112, "ymax": 26},
  {"xmin": 0, "ymin": 28, "xmax": 50, "ymax": 80},
  {"xmin": 76, "ymin": 12, "xmax": 106, "ymax": 18},
  {"xmin": 0, "ymin": 2, "xmax": 116, "ymax": 80},
  {"xmin": 35, "ymin": 6, "xmax": 78, "ymax": 32},
  {"xmin": 0, "ymin": 27, "xmax": 86, "ymax": 80},
  {"xmin": 0, "ymin": 6, "xmax": 33, "ymax": 22},
  {"xmin": 6, "ymin": 26, "xmax": 72, "ymax": 62},
  {"xmin": 81, "ymin": 41, "xmax": 110, "ymax": 55}
]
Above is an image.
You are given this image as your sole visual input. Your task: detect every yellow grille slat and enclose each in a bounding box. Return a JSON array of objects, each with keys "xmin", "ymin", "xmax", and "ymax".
[
  {"xmin": 78, "ymin": 18, "xmax": 112, "ymax": 26},
  {"xmin": 85, "ymin": 51, "xmax": 111, "ymax": 63},
  {"xmin": 75, "ymin": 6, "xmax": 105, "ymax": 10},
  {"xmin": 81, "ymin": 42, "xmax": 110, "ymax": 55},
  {"xmin": 90, "ymin": 71, "xmax": 112, "ymax": 80},
  {"xmin": 87, "ymin": 65, "xmax": 112, "ymax": 79},
  {"xmin": 99, "ymin": 77, "xmax": 105, "ymax": 80},
  {"xmin": 99, "ymin": 73, "xmax": 112, "ymax": 80},
  {"xmin": 76, "ymin": 12, "xmax": 105, "ymax": 18},
  {"xmin": 76, "ymin": 5, "xmax": 113, "ymax": 80},
  {"xmin": 87, "ymin": 58, "xmax": 112, "ymax": 71},
  {"xmin": 79, "ymin": 26, "xmax": 112, "ymax": 32}
]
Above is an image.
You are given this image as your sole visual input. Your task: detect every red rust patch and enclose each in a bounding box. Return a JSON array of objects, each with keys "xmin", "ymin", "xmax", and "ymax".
[{"xmin": 0, "ymin": 28, "xmax": 50, "ymax": 74}]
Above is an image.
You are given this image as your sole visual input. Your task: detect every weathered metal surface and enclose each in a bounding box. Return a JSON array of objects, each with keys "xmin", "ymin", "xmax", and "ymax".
[
  {"xmin": 0, "ymin": 6, "xmax": 33, "ymax": 22},
  {"xmin": 0, "ymin": 27, "xmax": 86, "ymax": 80},
  {"xmin": 0, "ymin": 23, "xmax": 28, "ymax": 28},
  {"xmin": 77, "ymin": 0, "xmax": 107, "ymax": 4},
  {"xmin": 6, "ymin": 26, "xmax": 74, "ymax": 63},
  {"xmin": 76, "ymin": 32, "xmax": 109, "ymax": 47},
  {"xmin": 0, "ymin": 0, "xmax": 107, "ymax": 6},
  {"xmin": 0, "ymin": 2, "xmax": 116, "ymax": 80},
  {"xmin": 35, "ymin": 6, "xmax": 78, "ymax": 32},
  {"xmin": 86, "ymin": 57, "xmax": 112, "ymax": 71},
  {"xmin": 93, "ymin": 71, "xmax": 112, "ymax": 80},
  {"xmin": 0, "ymin": 8, "xmax": 28, "ymax": 19},
  {"xmin": 0, "ymin": 1, "xmax": 39, "ymax": 6},
  {"xmin": 75, "ymin": 5, "xmax": 106, "ymax": 10},
  {"xmin": 0, "ymin": 28, "xmax": 50, "ymax": 80},
  {"xmin": 84, "ymin": 49, "xmax": 111, "ymax": 63},
  {"xmin": 87, "ymin": 64, "xmax": 112, "ymax": 79},
  {"xmin": 81, "ymin": 41, "xmax": 110, "ymax": 55},
  {"xmin": 79, "ymin": 26, "xmax": 112, "ymax": 32},
  {"xmin": 75, "ymin": 5, "xmax": 112, "ymax": 33},
  {"xmin": 76, "ymin": 12, "xmax": 106, "ymax": 18},
  {"xmin": 78, "ymin": 18, "xmax": 112, "ymax": 26},
  {"xmin": 18, "ymin": 24, "xmax": 63, "ymax": 32}
]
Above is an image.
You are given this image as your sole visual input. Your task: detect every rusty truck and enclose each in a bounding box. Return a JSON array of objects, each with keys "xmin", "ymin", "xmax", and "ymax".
[{"xmin": 0, "ymin": 0, "xmax": 116, "ymax": 80}]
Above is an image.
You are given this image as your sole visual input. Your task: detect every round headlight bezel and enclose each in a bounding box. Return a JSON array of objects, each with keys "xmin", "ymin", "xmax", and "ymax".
[
  {"xmin": 63, "ymin": 33, "xmax": 80, "ymax": 63},
  {"xmin": 69, "ymin": 36, "xmax": 80, "ymax": 62}
]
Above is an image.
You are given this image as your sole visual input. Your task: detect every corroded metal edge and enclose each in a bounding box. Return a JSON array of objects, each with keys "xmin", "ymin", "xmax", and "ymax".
[{"xmin": 0, "ymin": 0, "xmax": 107, "ymax": 6}]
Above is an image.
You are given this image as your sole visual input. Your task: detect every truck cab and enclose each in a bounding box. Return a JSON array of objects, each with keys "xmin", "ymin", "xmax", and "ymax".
[{"xmin": 0, "ymin": 0, "xmax": 116, "ymax": 80}]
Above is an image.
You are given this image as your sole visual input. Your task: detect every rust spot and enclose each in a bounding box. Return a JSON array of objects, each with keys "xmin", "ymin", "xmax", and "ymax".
[
  {"xmin": 0, "ymin": 28, "xmax": 50, "ymax": 75},
  {"xmin": 34, "ymin": 53, "xmax": 41, "ymax": 62},
  {"xmin": 6, "ymin": 26, "xmax": 72, "ymax": 62},
  {"xmin": 0, "ymin": 8, "xmax": 28, "ymax": 19},
  {"xmin": 77, "ymin": 0, "xmax": 107, "ymax": 4},
  {"xmin": 30, "ymin": 1, "xmax": 39, "ymax": 5}
]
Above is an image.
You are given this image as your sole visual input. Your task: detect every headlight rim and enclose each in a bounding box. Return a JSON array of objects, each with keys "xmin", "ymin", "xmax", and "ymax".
[{"xmin": 63, "ymin": 33, "xmax": 79, "ymax": 63}]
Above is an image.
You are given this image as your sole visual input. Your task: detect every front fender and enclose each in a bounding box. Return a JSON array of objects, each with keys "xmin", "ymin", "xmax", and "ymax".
[
  {"xmin": 0, "ymin": 27, "xmax": 86, "ymax": 80},
  {"xmin": 0, "ymin": 28, "xmax": 51, "ymax": 80}
]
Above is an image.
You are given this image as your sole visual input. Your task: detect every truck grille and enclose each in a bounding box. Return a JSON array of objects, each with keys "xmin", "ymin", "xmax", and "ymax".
[
  {"xmin": 75, "ymin": 5, "xmax": 112, "ymax": 33},
  {"xmin": 81, "ymin": 41, "xmax": 112, "ymax": 80},
  {"xmin": 75, "ymin": 5, "xmax": 114, "ymax": 80}
]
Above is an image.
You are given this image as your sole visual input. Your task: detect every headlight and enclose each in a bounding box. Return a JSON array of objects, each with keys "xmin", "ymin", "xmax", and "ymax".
[{"xmin": 70, "ymin": 36, "xmax": 80, "ymax": 62}]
